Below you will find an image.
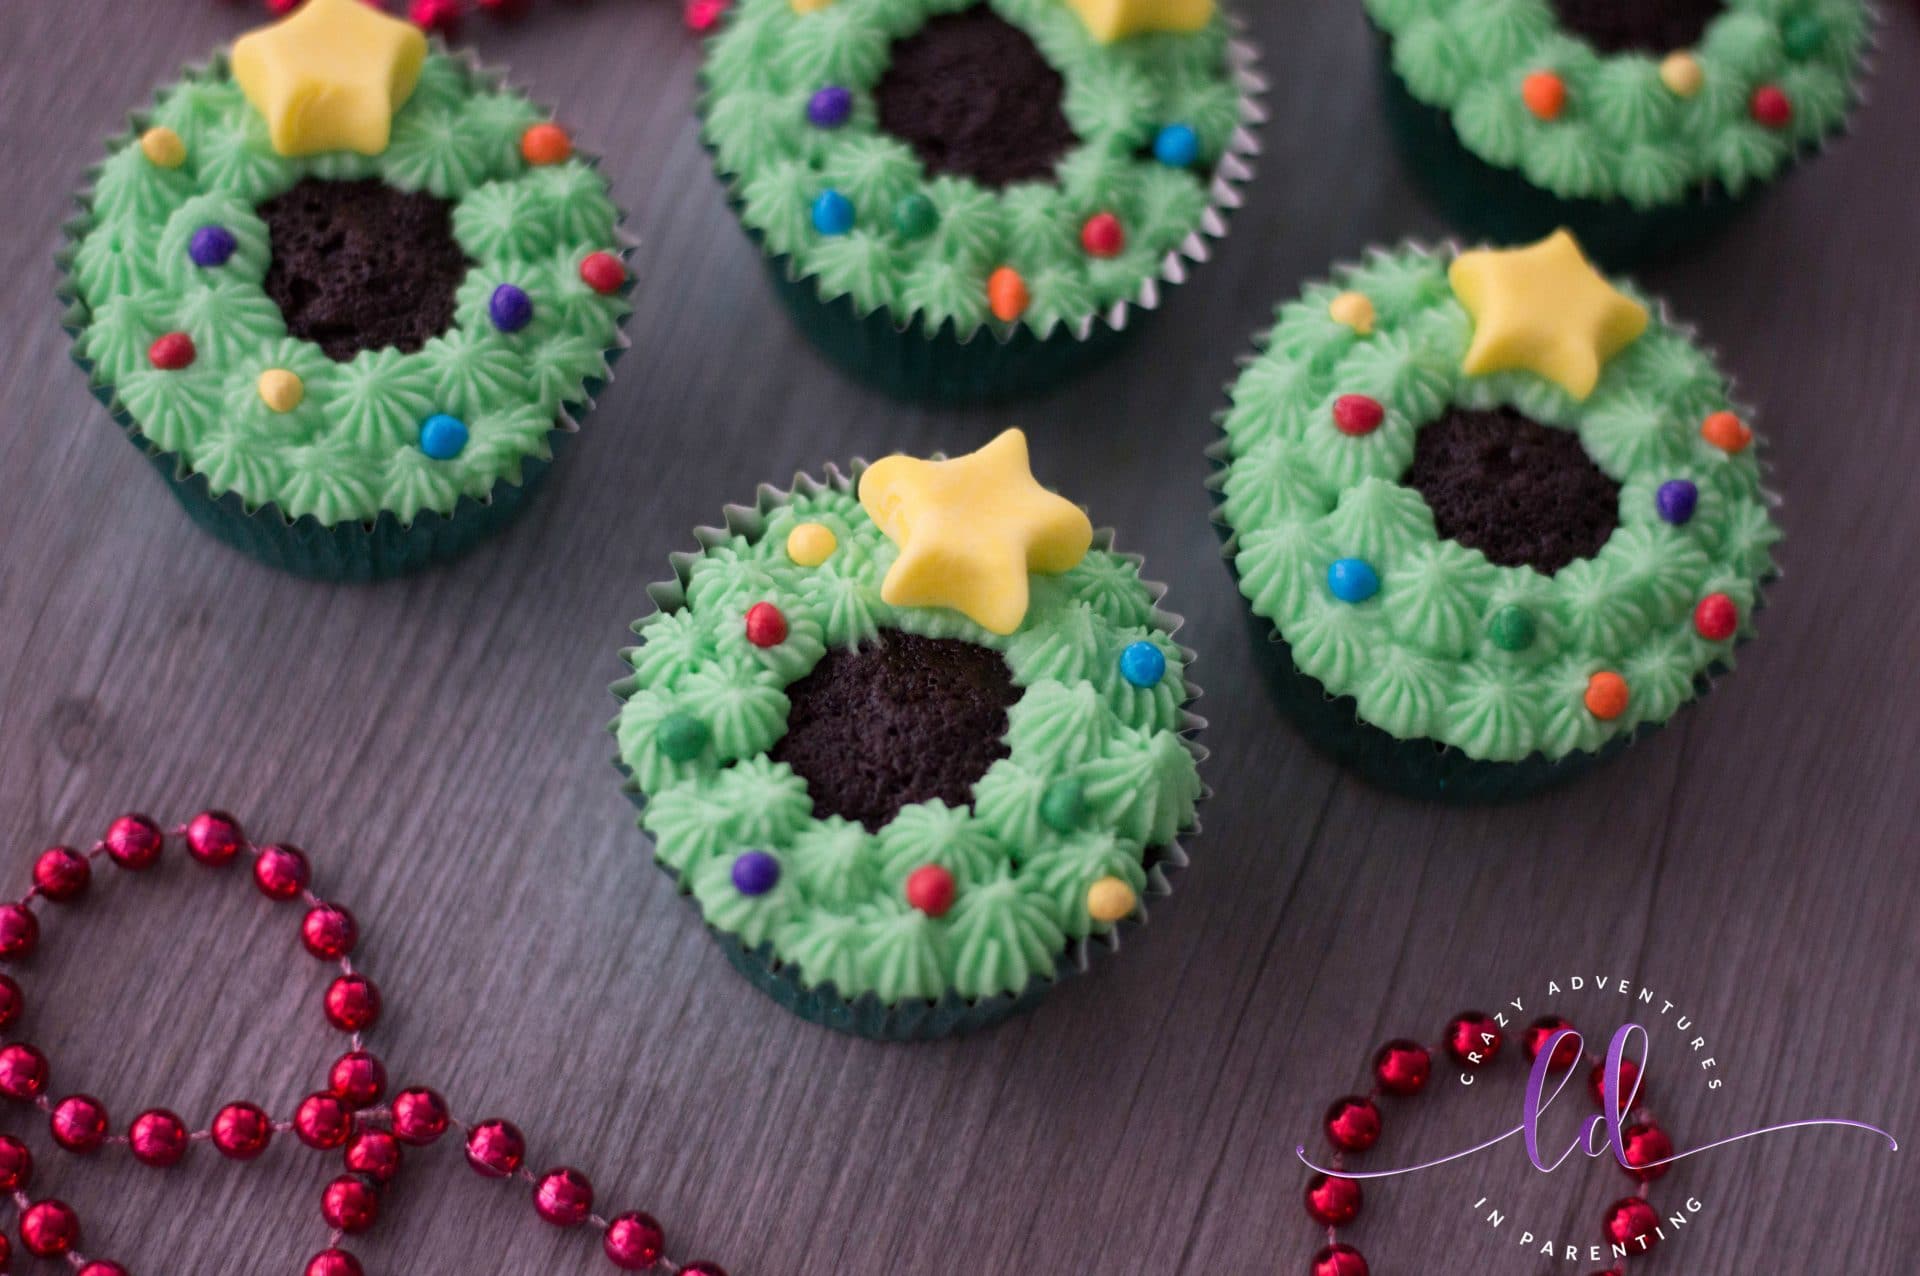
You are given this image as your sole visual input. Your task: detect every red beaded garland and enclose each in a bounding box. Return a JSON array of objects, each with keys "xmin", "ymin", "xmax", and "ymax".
[
  {"xmin": 1323, "ymin": 1095, "xmax": 1381, "ymax": 1152},
  {"xmin": 1304, "ymin": 1172, "xmax": 1363, "ymax": 1226},
  {"xmin": 744, "ymin": 601, "xmax": 788, "ymax": 648},
  {"xmin": 255, "ymin": 843, "xmax": 312, "ymax": 900},
  {"xmin": 1750, "ymin": 85, "xmax": 1792, "ymax": 128},
  {"xmin": 1372, "ymin": 1039, "xmax": 1432, "ymax": 1096},
  {"xmin": 0, "ymin": 973, "xmax": 18, "ymax": 1031},
  {"xmin": 307, "ymin": 1250, "xmax": 366, "ymax": 1276},
  {"xmin": 1444, "ymin": 1010, "xmax": 1503, "ymax": 1068},
  {"xmin": 32, "ymin": 846, "xmax": 91, "ymax": 901},
  {"xmin": 534, "ymin": 1166, "xmax": 595, "ymax": 1227},
  {"xmin": 343, "ymin": 1129, "xmax": 403, "ymax": 1186},
  {"xmin": 104, "ymin": 813, "xmax": 164, "ymax": 869},
  {"xmin": 904, "ymin": 863, "xmax": 956, "ymax": 917},
  {"xmin": 0, "ymin": 903, "xmax": 38, "ymax": 959},
  {"xmin": 0, "ymin": 1042, "xmax": 50, "ymax": 1101},
  {"xmin": 330, "ymin": 1049, "xmax": 388, "ymax": 1108},
  {"xmin": 79, "ymin": 1262, "xmax": 129, "ymax": 1276},
  {"xmin": 679, "ymin": 1264, "xmax": 729, "ymax": 1276},
  {"xmin": 0, "ymin": 1133, "xmax": 33, "ymax": 1189},
  {"xmin": 1525, "ymin": 1015, "xmax": 1582, "ymax": 1071},
  {"xmin": 605, "ymin": 1211, "xmax": 667, "ymax": 1270},
  {"xmin": 185, "ymin": 809, "xmax": 246, "ymax": 865},
  {"xmin": 296, "ymin": 1091, "xmax": 357, "ymax": 1150},
  {"xmin": 50, "ymin": 1093, "xmax": 110, "ymax": 1153},
  {"xmin": 303, "ymin": 902, "xmax": 359, "ymax": 959},
  {"xmin": 581, "ymin": 251, "xmax": 627, "ymax": 294},
  {"xmin": 147, "ymin": 331, "xmax": 196, "ymax": 371},
  {"xmin": 1080, "ymin": 211, "xmax": 1125, "ymax": 258},
  {"xmin": 1602, "ymin": 1195, "xmax": 1662, "ymax": 1253},
  {"xmin": 129, "ymin": 1108, "xmax": 190, "ymax": 1167},
  {"xmin": 1693, "ymin": 592, "xmax": 1738, "ymax": 641},
  {"xmin": 323, "ymin": 1173, "xmax": 382, "ymax": 1234},
  {"xmin": 212, "ymin": 1101, "xmax": 274, "ymax": 1160},
  {"xmin": 19, "ymin": 1197, "xmax": 80, "ymax": 1257},
  {"xmin": 1622, "ymin": 1121, "xmax": 1674, "ymax": 1182},
  {"xmin": 392, "ymin": 1086, "xmax": 450, "ymax": 1145},
  {"xmin": 325, "ymin": 973, "xmax": 383, "ymax": 1032},
  {"xmin": 466, "ymin": 1118, "xmax": 527, "ymax": 1178},
  {"xmin": 1310, "ymin": 1242, "xmax": 1369, "ymax": 1276},
  {"xmin": 1332, "ymin": 393, "xmax": 1386, "ymax": 436},
  {"xmin": 1590, "ymin": 1056, "xmax": 1642, "ymax": 1112}
]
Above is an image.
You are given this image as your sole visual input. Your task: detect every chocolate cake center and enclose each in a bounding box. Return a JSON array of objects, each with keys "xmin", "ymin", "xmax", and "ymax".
[
  {"xmin": 770, "ymin": 632, "xmax": 1020, "ymax": 834},
  {"xmin": 258, "ymin": 178, "xmax": 470, "ymax": 364},
  {"xmin": 1402, "ymin": 406, "xmax": 1621, "ymax": 575},
  {"xmin": 1548, "ymin": 0, "xmax": 1725, "ymax": 55},
  {"xmin": 874, "ymin": 7, "xmax": 1078, "ymax": 189}
]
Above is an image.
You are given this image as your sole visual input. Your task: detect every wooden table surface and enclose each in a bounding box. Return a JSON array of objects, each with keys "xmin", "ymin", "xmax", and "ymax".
[{"xmin": 1, "ymin": 2, "xmax": 1914, "ymax": 1273}]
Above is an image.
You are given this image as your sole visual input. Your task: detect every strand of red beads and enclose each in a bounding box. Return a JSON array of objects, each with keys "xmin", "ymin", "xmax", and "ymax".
[
  {"xmin": 1306, "ymin": 1012, "xmax": 1681, "ymax": 1276},
  {"xmin": 0, "ymin": 813, "xmax": 730, "ymax": 1276},
  {"xmin": 246, "ymin": 0, "xmax": 727, "ymax": 38}
]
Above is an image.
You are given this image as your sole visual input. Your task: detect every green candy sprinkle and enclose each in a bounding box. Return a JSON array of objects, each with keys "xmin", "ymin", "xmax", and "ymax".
[
  {"xmin": 892, "ymin": 193, "xmax": 938, "ymax": 241},
  {"xmin": 1039, "ymin": 778, "xmax": 1085, "ymax": 834},
  {"xmin": 656, "ymin": 712, "xmax": 710, "ymax": 763},
  {"xmin": 1782, "ymin": 13, "xmax": 1827, "ymax": 58},
  {"xmin": 1489, "ymin": 605, "xmax": 1538, "ymax": 653}
]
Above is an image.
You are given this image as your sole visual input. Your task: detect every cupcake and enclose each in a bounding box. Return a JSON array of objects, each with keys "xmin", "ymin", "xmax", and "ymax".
[
  {"xmin": 612, "ymin": 430, "xmax": 1206, "ymax": 1038},
  {"xmin": 58, "ymin": 0, "xmax": 633, "ymax": 581},
  {"xmin": 1364, "ymin": 0, "xmax": 1872, "ymax": 266},
  {"xmin": 1209, "ymin": 232, "xmax": 1779, "ymax": 802},
  {"xmin": 700, "ymin": 0, "xmax": 1263, "ymax": 402}
]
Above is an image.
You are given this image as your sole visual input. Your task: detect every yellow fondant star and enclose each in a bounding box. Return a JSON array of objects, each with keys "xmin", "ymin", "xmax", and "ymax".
[
  {"xmin": 859, "ymin": 429, "xmax": 1093, "ymax": 636},
  {"xmin": 1448, "ymin": 230, "xmax": 1649, "ymax": 401},
  {"xmin": 231, "ymin": 0, "xmax": 428, "ymax": 158},
  {"xmin": 1065, "ymin": 0, "xmax": 1215, "ymax": 43}
]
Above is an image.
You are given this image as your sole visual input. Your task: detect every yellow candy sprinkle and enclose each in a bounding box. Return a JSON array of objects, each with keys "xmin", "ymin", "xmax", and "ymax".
[
  {"xmin": 1660, "ymin": 53, "xmax": 1704, "ymax": 99},
  {"xmin": 1087, "ymin": 877, "xmax": 1137, "ymax": 924},
  {"xmin": 1065, "ymin": 0, "xmax": 1214, "ymax": 42},
  {"xmin": 140, "ymin": 127, "xmax": 186, "ymax": 169},
  {"xmin": 1328, "ymin": 291, "xmax": 1376, "ymax": 336},
  {"xmin": 257, "ymin": 368, "xmax": 305, "ymax": 414},
  {"xmin": 786, "ymin": 522, "xmax": 838, "ymax": 567},
  {"xmin": 790, "ymin": 0, "xmax": 834, "ymax": 11}
]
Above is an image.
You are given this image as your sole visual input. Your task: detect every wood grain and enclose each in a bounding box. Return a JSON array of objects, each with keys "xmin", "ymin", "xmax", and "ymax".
[{"xmin": 0, "ymin": 2, "xmax": 1914, "ymax": 1272}]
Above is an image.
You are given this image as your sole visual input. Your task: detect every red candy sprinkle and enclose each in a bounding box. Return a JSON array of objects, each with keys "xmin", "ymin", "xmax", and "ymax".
[
  {"xmin": 32, "ymin": 846, "xmax": 91, "ymax": 902},
  {"xmin": 1080, "ymin": 211, "xmax": 1125, "ymax": 258},
  {"xmin": 1694, "ymin": 592, "xmax": 1738, "ymax": 641},
  {"xmin": 325, "ymin": 974, "xmax": 382, "ymax": 1032},
  {"xmin": 745, "ymin": 601, "xmax": 788, "ymax": 648},
  {"xmin": 1332, "ymin": 393, "xmax": 1386, "ymax": 436},
  {"xmin": 104, "ymin": 813, "xmax": 164, "ymax": 870},
  {"xmin": 254, "ymin": 843, "xmax": 311, "ymax": 900},
  {"xmin": 904, "ymin": 864, "xmax": 955, "ymax": 917},
  {"xmin": 580, "ymin": 250, "xmax": 626, "ymax": 294},
  {"xmin": 148, "ymin": 331, "xmax": 196, "ymax": 370},
  {"xmin": 1751, "ymin": 85, "xmax": 1792, "ymax": 128}
]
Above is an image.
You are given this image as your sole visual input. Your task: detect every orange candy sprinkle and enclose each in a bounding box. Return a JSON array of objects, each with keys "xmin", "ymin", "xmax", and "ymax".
[
  {"xmin": 988, "ymin": 267, "xmax": 1030, "ymax": 322},
  {"xmin": 520, "ymin": 123, "xmax": 573, "ymax": 166},
  {"xmin": 1701, "ymin": 410, "xmax": 1753, "ymax": 453},
  {"xmin": 1522, "ymin": 72, "xmax": 1567, "ymax": 121},
  {"xmin": 1584, "ymin": 671, "xmax": 1630, "ymax": 721}
]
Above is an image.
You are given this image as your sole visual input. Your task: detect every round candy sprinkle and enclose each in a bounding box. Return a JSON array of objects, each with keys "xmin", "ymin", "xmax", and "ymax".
[
  {"xmin": 1328, "ymin": 291, "xmax": 1375, "ymax": 335},
  {"xmin": 812, "ymin": 189, "xmax": 855, "ymax": 236},
  {"xmin": 791, "ymin": 0, "xmax": 833, "ymax": 11},
  {"xmin": 892, "ymin": 192, "xmax": 938, "ymax": 240},
  {"xmin": 1327, "ymin": 558, "xmax": 1380, "ymax": 604},
  {"xmin": 1751, "ymin": 85, "xmax": 1792, "ymax": 129},
  {"xmin": 1331, "ymin": 393, "xmax": 1384, "ymax": 436},
  {"xmin": 1488, "ymin": 604, "xmax": 1537, "ymax": 652},
  {"xmin": 1119, "ymin": 640, "xmax": 1167, "ymax": 689},
  {"xmin": 1584, "ymin": 671, "xmax": 1630, "ymax": 721},
  {"xmin": 139, "ymin": 126, "xmax": 186, "ymax": 169},
  {"xmin": 1656, "ymin": 478, "xmax": 1699, "ymax": 525},
  {"xmin": 1782, "ymin": 12, "xmax": 1827, "ymax": 58},
  {"xmin": 656, "ymin": 713, "xmax": 709, "ymax": 763},
  {"xmin": 730, "ymin": 851, "xmax": 781, "ymax": 896},
  {"xmin": 1659, "ymin": 52, "xmax": 1704, "ymax": 98},
  {"xmin": 988, "ymin": 266, "xmax": 1029, "ymax": 322},
  {"xmin": 489, "ymin": 283, "xmax": 534, "ymax": 333},
  {"xmin": 1039, "ymin": 778, "xmax": 1084, "ymax": 834},
  {"xmin": 1152, "ymin": 122, "xmax": 1200, "ymax": 169},
  {"xmin": 419, "ymin": 413, "xmax": 469, "ymax": 461},
  {"xmin": 905, "ymin": 864, "xmax": 955, "ymax": 918},
  {"xmin": 189, "ymin": 225, "xmax": 238, "ymax": 268},
  {"xmin": 1701, "ymin": 410, "xmax": 1753, "ymax": 453},
  {"xmin": 1086, "ymin": 876, "xmax": 1136, "ymax": 924},
  {"xmin": 745, "ymin": 601, "xmax": 788, "ymax": 648},
  {"xmin": 1081, "ymin": 211, "xmax": 1125, "ymax": 258},
  {"xmin": 1522, "ymin": 71, "xmax": 1567, "ymax": 121},
  {"xmin": 148, "ymin": 331, "xmax": 195, "ymax": 371},
  {"xmin": 1694, "ymin": 592, "xmax": 1738, "ymax": 641},
  {"xmin": 807, "ymin": 85, "xmax": 854, "ymax": 128},
  {"xmin": 580, "ymin": 251, "xmax": 626, "ymax": 294},
  {"xmin": 786, "ymin": 522, "xmax": 837, "ymax": 566},
  {"xmin": 520, "ymin": 122, "xmax": 572, "ymax": 165},
  {"xmin": 257, "ymin": 368, "xmax": 304, "ymax": 414}
]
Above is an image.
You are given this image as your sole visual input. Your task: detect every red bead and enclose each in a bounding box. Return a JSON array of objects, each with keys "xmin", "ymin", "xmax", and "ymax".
[
  {"xmin": 20, "ymin": 1199, "xmax": 80, "ymax": 1257},
  {"xmin": 129, "ymin": 1109, "xmax": 189, "ymax": 1167},
  {"xmin": 104, "ymin": 813, "xmax": 164, "ymax": 869},
  {"xmin": 477, "ymin": 0, "xmax": 533, "ymax": 16},
  {"xmin": 1590, "ymin": 1056, "xmax": 1642, "ymax": 1113},
  {"xmin": 465, "ymin": 1119, "xmax": 526, "ymax": 1178},
  {"xmin": 1525, "ymin": 1016, "xmax": 1582, "ymax": 1071},
  {"xmin": 343, "ymin": 1129, "xmax": 403, "ymax": 1185},
  {"xmin": 1621, "ymin": 1121, "xmax": 1674, "ymax": 1182},
  {"xmin": 1602, "ymin": 1196, "xmax": 1662, "ymax": 1253},
  {"xmin": 679, "ymin": 1264, "xmax": 728, "ymax": 1276},
  {"xmin": 0, "ymin": 1233, "xmax": 8, "ymax": 1271},
  {"xmin": 1324, "ymin": 1095, "xmax": 1381, "ymax": 1152},
  {"xmin": 0, "ymin": 905, "xmax": 35, "ymax": 960},
  {"xmin": 1081, "ymin": 211, "xmax": 1125, "ymax": 258},
  {"xmin": 1304, "ymin": 1172, "xmax": 1362, "ymax": 1226},
  {"xmin": 533, "ymin": 1167, "xmax": 594, "ymax": 1227},
  {"xmin": 904, "ymin": 864, "xmax": 955, "ymax": 917},
  {"xmin": 303, "ymin": 903, "xmax": 359, "ymax": 960},
  {"xmin": 212, "ymin": 1101, "xmax": 273, "ymax": 1159},
  {"xmin": 330, "ymin": 1050, "xmax": 388, "ymax": 1108},
  {"xmin": 79, "ymin": 1262, "xmax": 128, "ymax": 1276},
  {"xmin": 683, "ymin": 0, "xmax": 727, "ymax": 31},
  {"xmin": 1310, "ymin": 1243, "xmax": 1369, "ymax": 1276},
  {"xmin": 147, "ymin": 331, "xmax": 195, "ymax": 370},
  {"xmin": 1444, "ymin": 1010, "xmax": 1503, "ymax": 1068},
  {"xmin": 1693, "ymin": 592, "xmax": 1737, "ymax": 641},
  {"xmin": 408, "ymin": 0, "xmax": 463, "ymax": 36},
  {"xmin": 0, "ymin": 1043, "xmax": 50, "ymax": 1101},
  {"xmin": 50, "ymin": 1094, "xmax": 109, "ymax": 1153},
  {"xmin": 325, "ymin": 974, "xmax": 382, "ymax": 1032},
  {"xmin": 307, "ymin": 1250, "xmax": 365, "ymax": 1276},
  {"xmin": 296, "ymin": 1092, "xmax": 356, "ymax": 1150},
  {"xmin": 391, "ymin": 1086, "xmax": 449, "ymax": 1145},
  {"xmin": 581, "ymin": 251, "xmax": 626, "ymax": 294},
  {"xmin": 1332, "ymin": 393, "xmax": 1385, "ymax": 436},
  {"xmin": 1372, "ymin": 1039, "xmax": 1432, "ymax": 1096},
  {"xmin": 744, "ymin": 601, "xmax": 788, "ymax": 648},
  {"xmin": 0, "ymin": 1133, "xmax": 33, "ymax": 1189},
  {"xmin": 33, "ymin": 846, "xmax": 91, "ymax": 902},
  {"xmin": 254, "ymin": 843, "xmax": 311, "ymax": 900},
  {"xmin": 322, "ymin": 1174, "xmax": 381, "ymax": 1234},
  {"xmin": 185, "ymin": 810, "xmax": 245, "ymax": 865},
  {"xmin": 0, "ymin": 973, "xmax": 21, "ymax": 1030},
  {"xmin": 604, "ymin": 1211, "xmax": 666, "ymax": 1270},
  {"xmin": 1751, "ymin": 85, "xmax": 1792, "ymax": 128}
]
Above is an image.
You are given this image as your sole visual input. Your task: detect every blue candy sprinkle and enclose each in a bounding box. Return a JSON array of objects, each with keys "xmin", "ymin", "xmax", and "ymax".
[
  {"xmin": 731, "ymin": 850, "xmax": 781, "ymax": 896},
  {"xmin": 188, "ymin": 225, "xmax": 238, "ymax": 268},
  {"xmin": 489, "ymin": 283, "xmax": 534, "ymax": 333},
  {"xmin": 1327, "ymin": 558, "xmax": 1381, "ymax": 604},
  {"xmin": 1153, "ymin": 123, "xmax": 1201, "ymax": 169},
  {"xmin": 812, "ymin": 189, "xmax": 855, "ymax": 236},
  {"xmin": 1119, "ymin": 640, "xmax": 1168, "ymax": 689},
  {"xmin": 419, "ymin": 413, "xmax": 469, "ymax": 460},
  {"xmin": 1655, "ymin": 479, "xmax": 1699, "ymax": 526}
]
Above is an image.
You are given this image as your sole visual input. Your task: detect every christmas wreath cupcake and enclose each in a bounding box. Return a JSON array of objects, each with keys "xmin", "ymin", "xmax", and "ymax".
[
  {"xmin": 612, "ymin": 430, "xmax": 1206, "ymax": 1039},
  {"xmin": 57, "ymin": 0, "xmax": 633, "ymax": 580},
  {"xmin": 1365, "ymin": 0, "xmax": 1872, "ymax": 265},
  {"xmin": 700, "ymin": 0, "xmax": 1263, "ymax": 402},
  {"xmin": 1209, "ymin": 232, "xmax": 1779, "ymax": 801}
]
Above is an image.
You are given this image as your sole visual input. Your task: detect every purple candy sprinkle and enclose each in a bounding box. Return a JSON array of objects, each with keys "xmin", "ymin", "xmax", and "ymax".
[
  {"xmin": 489, "ymin": 283, "xmax": 534, "ymax": 334},
  {"xmin": 188, "ymin": 225, "xmax": 238, "ymax": 268},
  {"xmin": 1656, "ymin": 479, "xmax": 1699, "ymax": 525},
  {"xmin": 807, "ymin": 85, "xmax": 854, "ymax": 129},
  {"xmin": 730, "ymin": 851, "xmax": 781, "ymax": 897}
]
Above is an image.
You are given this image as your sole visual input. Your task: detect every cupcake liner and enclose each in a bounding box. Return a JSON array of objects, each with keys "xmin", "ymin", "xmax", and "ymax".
[
  {"xmin": 55, "ymin": 45, "xmax": 637, "ymax": 583},
  {"xmin": 613, "ymin": 461, "xmax": 1209, "ymax": 1041},
  {"xmin": 707, "ymin": 30, "xmax": 1265, "ymax": 405}
]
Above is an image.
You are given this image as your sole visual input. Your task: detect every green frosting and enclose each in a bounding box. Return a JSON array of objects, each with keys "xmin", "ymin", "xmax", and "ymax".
[
  {"xmin": 64, "ymin": 50, "xmax": 631, "ymax": 526},
  {"xmin": 1214, "ymin": 244, "xmax": 1779, "ymax": 763},
  {"xmin": 613, "ymin": 468, "xmax": 1204, "ymax": 1005},
  {"xmin": 1366, "ymin": 0, "xmax": 1870, "ymax": 206},
  {"xmin": 701, "ymin": 0, "xmax": 1258, "ymax": 336}
]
